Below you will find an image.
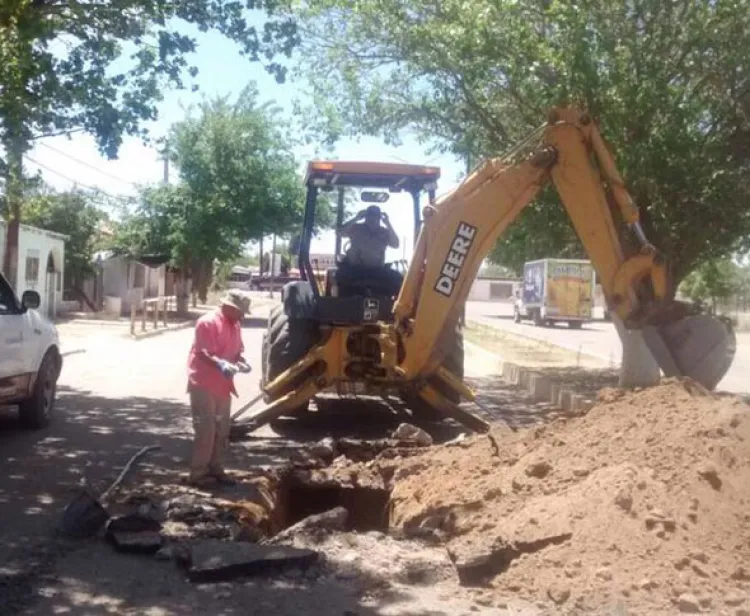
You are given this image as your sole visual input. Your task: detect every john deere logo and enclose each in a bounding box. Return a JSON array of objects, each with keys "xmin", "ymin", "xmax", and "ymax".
[{"xmin": 435, "ymin": 222, "xmax": 477, "ymax": 297}]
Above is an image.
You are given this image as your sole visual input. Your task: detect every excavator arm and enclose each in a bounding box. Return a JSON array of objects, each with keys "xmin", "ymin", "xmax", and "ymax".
[
  {"xmin": 394, "ymin": 107, "xmax": 736, "ymax": 392},
  {"xmin": 234, "ymin": 106, "xmax": 735, "ymax": 437}
]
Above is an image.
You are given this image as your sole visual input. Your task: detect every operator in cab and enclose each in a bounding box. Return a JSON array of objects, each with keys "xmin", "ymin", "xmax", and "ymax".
[{"xmin": 338, "ymin": 204, "xmax": 403, "ymax": 297}]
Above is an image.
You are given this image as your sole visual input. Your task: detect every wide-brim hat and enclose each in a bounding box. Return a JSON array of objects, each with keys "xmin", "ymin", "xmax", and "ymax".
[{"xmin": 220, "ymin": 290, "xmax": 251, "ymax": 314}]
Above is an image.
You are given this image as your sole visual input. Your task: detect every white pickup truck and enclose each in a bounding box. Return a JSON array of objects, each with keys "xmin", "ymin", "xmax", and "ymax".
[{"xmin": 0, "ymin": 270, "xmax": 62, "ymax": 429}]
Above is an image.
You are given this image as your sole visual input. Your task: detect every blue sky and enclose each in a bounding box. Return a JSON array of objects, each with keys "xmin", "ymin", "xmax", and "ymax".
[{"xmin": 25, "ymin": 23, "xmax": 467, "ymax": 262}]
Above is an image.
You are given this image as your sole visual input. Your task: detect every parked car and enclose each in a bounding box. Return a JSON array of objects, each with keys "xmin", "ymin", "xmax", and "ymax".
[{"xmin": 0, "ymin": 271, "xmax": 62, "ymax": 428}]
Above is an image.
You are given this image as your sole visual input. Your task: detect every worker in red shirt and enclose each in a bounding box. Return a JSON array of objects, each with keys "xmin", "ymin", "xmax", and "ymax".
[{"xmin": 186, "ymin": 290, "xmax": 251, "ymax": 486}]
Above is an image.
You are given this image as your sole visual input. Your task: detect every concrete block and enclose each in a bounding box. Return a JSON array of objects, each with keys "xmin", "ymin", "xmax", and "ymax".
[
  {"xmin": 530, "ymin": 374, "xmax": 552, "ymax": 401},
  {"xmin": 558, "ymin": 389, "xmax": 573, "ymax": 411},
  {"xmin": 549, "ymin": 383, "xmax": 560, "ymax": 406},
  {"xmin": 518, "ymin": 369, "xmax": 533, "ymax": 389},
  {"xmin": 571, "ymin": 395, "xmax": 594, "ymax": 414},
  {"xmin": 502, "ymin": 362, "xmax": 520, "ymax": 384}
]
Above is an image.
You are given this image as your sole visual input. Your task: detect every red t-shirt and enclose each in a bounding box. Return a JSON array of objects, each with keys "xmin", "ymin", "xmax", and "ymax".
[{"xmin": 187, "ymin": 309, "xmax": 244, "ymax": 399}]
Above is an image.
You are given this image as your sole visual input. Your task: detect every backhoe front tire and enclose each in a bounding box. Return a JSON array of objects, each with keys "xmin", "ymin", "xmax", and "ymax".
[{"xmin": 263, "ymin": 307, "xmax": 318, "ymax": 417}]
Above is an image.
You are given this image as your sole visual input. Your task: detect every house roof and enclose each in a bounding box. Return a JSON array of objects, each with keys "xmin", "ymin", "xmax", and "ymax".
[{"xmin": 0, "ymin": 219, "xmax": 69, "ymax": 242}]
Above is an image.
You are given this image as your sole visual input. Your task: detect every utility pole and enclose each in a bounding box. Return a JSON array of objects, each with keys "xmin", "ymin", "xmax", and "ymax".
[
  {"xmin": 161, "ymin": 138, "xmax": 170, "ymax": 184},
  {"xmin": 268, "ymin": 233, "xmax": 276, "ymax": 297}
]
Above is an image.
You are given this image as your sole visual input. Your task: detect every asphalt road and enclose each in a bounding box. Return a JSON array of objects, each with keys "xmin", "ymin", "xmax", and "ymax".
[
  {"xmin": 0, "ymin": 302, "xmax": 541, "ymax": 615},
  {"xmin": 465, "ymin": 300, "xmax": 749, "ymax": 395}
]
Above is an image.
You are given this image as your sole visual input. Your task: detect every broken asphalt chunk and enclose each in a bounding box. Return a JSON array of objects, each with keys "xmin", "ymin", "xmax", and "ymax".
[
  {"xmin": 268, "ymin": 507, "xmax": 348, "ymax": 545},
  {"xmin": 109, "ymin": 531, "xmax": 164, "ymax": 554},
  {"xmin": 187, "ymin": 540, "xmax": 319, "ymax": 583},
  {"xmin": 105, "ymin": 513, "xmax": 164, "ymax": 554}
]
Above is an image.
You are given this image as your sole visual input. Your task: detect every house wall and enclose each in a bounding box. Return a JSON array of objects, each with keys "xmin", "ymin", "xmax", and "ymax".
[
  {"xmin": 468, "ymin": 278, "xmax": 520, "ymax": 302},
  {"xmin": 0, "ymin": 221, "xmax": 66, "ymax": 318}
]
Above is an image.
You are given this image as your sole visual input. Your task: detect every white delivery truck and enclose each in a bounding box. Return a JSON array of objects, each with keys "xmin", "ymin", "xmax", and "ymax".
[{"xmin": 513, "ymin": 258, "xmax": 595, "ymax": 328}]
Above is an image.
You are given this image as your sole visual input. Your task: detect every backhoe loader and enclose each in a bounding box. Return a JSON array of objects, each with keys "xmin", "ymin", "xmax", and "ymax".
[{"xmin": 242, "ymin": 107, "xmax": 736, "ymax": 434}]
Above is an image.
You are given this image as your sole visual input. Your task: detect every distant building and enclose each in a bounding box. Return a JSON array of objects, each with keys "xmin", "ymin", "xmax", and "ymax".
[
  {"xmin": 82, "ymin": 251, "xmax": 177, "ymax": 316},
  {"xmin": 309, "ymin": 253, "xmax": 337, "ymax": 271},
  {"xmin": 0, "ymin": 221, "xmax": 67, "ymax": 318},
  {"xmin": 468, "ymin": 275, "xmax": 521, "ymax": 302}
]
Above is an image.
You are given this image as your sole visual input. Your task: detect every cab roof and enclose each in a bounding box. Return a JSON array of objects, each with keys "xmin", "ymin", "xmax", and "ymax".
[{"xmin": 304, "ymin": 160, "xmax": 441, "ymax": 192}]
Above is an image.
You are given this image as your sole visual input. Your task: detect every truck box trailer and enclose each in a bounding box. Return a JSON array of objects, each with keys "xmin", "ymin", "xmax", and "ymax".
[{"xmin": 514, "ymin": 258, "xmax": 595, "ymax": 328}]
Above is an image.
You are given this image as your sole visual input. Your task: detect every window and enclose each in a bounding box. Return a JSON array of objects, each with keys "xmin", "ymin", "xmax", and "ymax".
[
  {"xmin": 0, "ymin": 274, "xmax": 17, "ymax": 314},
  {"xmin": 25, "ymin": 250, "xmax": 40, "ymax": 283},
  {"xmin": 133, "ymin": 263, "xmax": 145, "ymax": 288}
]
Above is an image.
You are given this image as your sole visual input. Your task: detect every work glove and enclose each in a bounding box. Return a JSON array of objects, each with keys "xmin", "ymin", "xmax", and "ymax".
[{"xmin": 217, "ymin": 360, "xmax": 238, "ymax": 379}]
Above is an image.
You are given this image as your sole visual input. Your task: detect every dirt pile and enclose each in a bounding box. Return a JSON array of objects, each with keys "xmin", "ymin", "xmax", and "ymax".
[{"xmin": 385, "ymin": 379, "xmax": 750, "ymax": 613}]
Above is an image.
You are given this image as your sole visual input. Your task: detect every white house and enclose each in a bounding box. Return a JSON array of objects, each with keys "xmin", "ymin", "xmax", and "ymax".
[
  {"xmin": 83, "ymin": 251, "xmax": 177, "ymax": 316},
  {"xmin": 0, "ymin": 221, "xmax": 67, "ymax": 318}
]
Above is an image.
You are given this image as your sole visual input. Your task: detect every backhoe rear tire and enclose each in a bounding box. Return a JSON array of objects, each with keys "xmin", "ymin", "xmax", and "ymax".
[
  {"xmin": 262, "ymin": 307, "xmax": 319, "ymax": 417},
  {"xmin": 403, "ymin": 328, "xmax": 464, "ymax": 422}
]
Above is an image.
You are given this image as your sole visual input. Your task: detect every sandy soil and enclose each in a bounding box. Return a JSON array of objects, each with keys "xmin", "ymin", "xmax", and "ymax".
[{"xmin": 382, "ymin": 379, "xmax": 750, "ymax": 614}]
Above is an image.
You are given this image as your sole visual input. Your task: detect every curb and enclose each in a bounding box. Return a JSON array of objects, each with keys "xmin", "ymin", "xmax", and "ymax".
[
  {"xmin": 499, "ymin": 360, "xmax": 595, "ymax": 415},
  {"xmin": 464, "ymin": 340, "xmax": 595, "ymax": 416},
  {"xmin": 131, "ymin": 320, "xmax": 195, "ymax": 340}
]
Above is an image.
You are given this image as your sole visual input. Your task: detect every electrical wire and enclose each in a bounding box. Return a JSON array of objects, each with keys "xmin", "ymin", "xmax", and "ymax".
[
  {"xmin": 23, "ymin": 155, "xmax": 135, "ymax": 205},
  {"xmin": 37, "ymin": 142, "xmax": 136, "ymax": 187}
]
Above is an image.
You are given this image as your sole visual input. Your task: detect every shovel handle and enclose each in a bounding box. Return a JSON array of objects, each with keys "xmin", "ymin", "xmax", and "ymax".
[{"xmin": 231, "ymin": 392, "xmax": 265, "ymax": 421}]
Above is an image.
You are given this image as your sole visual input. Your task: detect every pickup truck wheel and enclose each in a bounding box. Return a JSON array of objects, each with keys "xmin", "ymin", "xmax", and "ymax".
[
  {"xmin": 19, "ymin": 352, "xmax": 59, "ymax": 430},
  {"xmin": 568, "ymin": 321, "xmax": 583, "ymax": 329}
]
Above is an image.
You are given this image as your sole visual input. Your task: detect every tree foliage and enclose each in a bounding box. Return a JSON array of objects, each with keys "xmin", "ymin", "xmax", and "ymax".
[
  {"xmin": 679, "ymin": 258, "xmax": 750, "ymax": 312},
  {"xmin": 23, "ymin": 188, "xmax": 105, "ymax": 289},
  {"xmin": 111, "ymin": 86, "xmax": 310, "ymax": 300},
  {"xmin": 295, "ymin": 0, "xmax": 750, "ymax": 280},
  {"xmin": 169, "ymin": 85, "xmax": 308, "ymax": 240},
  {"xmin": 1, "ymin": 0, "xmax": 299, "ymax": 284}
]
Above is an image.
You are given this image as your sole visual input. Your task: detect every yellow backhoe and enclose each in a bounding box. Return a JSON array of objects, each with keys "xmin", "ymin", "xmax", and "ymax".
[{"xmin": 238, "ymin": 107, "xmax": 736, "ymax": 434}]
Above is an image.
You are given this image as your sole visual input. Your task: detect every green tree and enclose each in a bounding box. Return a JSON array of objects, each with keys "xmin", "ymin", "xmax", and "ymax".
[
  {"xmin": 23, "ymin": 188, "xmax": 104, "ymax": 290},
  {"xmin": 166, "ymin": 86, "xmax": 308, "ymax": 298},
  {"xmin": 679, "ymin": 258, "xmax": 740, "ymax": 313},
  {"xmin": 0, "ymin": 0, "xmax": 299, "ymax": 287},
  {"xmin": 169, "ymin": 85, "xmax": 307, "ymax": 244},
  {"xmin": 295, "ymin": 0, "xmax": 750, "ymax": 281},
  {"xmin": 112, "ymin": 86, "xmax": 311, "ymax": 304}
]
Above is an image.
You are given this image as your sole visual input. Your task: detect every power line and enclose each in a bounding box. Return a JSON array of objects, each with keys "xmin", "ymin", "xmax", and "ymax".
[
  {"xmin": 23, "ymin": 155, "xmax": 134, "ymax": 205},
  {"xmin": 37, "ymin": 142, "xmax": 137, "ymax": 187}
]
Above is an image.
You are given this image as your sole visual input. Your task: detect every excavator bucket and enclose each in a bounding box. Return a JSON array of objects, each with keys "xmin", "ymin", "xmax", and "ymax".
[{"xmin": 643, "ymin": 314, "xmax": 736, "ymax": 391}]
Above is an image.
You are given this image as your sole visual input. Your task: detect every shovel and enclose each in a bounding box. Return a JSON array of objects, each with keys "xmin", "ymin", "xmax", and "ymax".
[
  {"xmin": 228, "ymin": 392, "xmax": 265, "ymax": 440},
  {"xmin": 57, "ymin": 445, "xmax": 160, "ymax": 539}
]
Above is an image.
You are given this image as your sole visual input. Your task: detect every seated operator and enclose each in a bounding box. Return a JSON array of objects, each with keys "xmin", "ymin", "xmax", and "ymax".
[{"xmin": 338, "ymin": 204, "xmax": 403, "ymax": 297}]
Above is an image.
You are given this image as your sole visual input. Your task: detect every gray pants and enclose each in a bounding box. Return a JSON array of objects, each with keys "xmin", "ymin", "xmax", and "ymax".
[{"xmin": 189, "ymin": 387, "xmax": 231, "ymax": 480}]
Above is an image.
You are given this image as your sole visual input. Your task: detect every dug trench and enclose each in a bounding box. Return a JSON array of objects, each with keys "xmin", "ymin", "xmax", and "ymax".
[{"xmin": 104, "ymin": 380, "xmax": 750, "ymax": 614}]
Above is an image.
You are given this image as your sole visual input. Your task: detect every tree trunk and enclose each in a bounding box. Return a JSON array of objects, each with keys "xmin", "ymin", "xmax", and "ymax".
[
  {"xmin": 2, "ymin": 142, "xmax": 25, "ymax": 287},
  {"xmin": 612, "ymin": 313, "xmax": 661, "ymax": 388}
]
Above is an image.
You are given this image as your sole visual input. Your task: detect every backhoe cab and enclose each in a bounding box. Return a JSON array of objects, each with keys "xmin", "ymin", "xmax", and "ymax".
[
  {"xmin": 248, "ymin": 108, "xmax": 736, "ymax": 436},
  {"xmin": 258, "ymin": 161, "xmax": 468, "ymax": 425},
  {"xmin": 301, "ymin": 161, "xmax": 439, "ymax": 321}
]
